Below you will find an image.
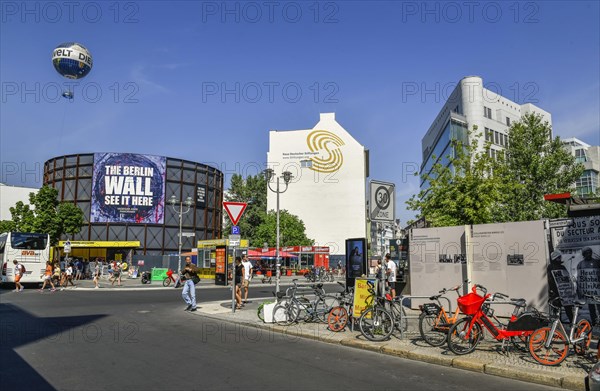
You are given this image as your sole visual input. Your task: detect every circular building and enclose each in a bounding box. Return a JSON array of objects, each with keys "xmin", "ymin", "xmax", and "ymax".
[{"xmin": 43, "ymin": 153, "xmax": 224, "ymax": 256}]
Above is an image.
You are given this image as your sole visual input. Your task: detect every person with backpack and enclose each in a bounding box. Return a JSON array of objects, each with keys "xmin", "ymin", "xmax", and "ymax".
[{"xmin": 13, "ymin": 260, "xmax": 25, "ymax": 292}]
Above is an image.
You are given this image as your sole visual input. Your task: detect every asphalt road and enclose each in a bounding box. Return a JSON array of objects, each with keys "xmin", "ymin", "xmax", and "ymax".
[{"xmin": 1, "ymin": 287, "xmax": 562, "ymax": 391}]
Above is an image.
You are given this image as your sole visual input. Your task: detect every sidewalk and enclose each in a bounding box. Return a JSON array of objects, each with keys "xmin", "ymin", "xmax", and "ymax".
[
  {"xmin": 39, "ymin": 275, "xmax": 327, "ymax": 291},
  {"xmin": 192, "ymin": 298, "xmax": 590, "ymax": 391}
]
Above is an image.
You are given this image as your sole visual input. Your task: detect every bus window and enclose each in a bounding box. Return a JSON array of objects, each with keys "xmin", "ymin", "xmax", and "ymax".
[{"xmin": 11, "ymin": 232, "xmax": 48, "ymax": 250}]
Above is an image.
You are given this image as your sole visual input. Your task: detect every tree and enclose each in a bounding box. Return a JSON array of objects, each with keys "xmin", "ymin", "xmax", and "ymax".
[
  {"xmin": 254, "ymin": 210, "xmax": 314, "ymax": 247},
  {"xmin": 407, "ymin": 114, "xmax": 584, "ymax": 226},
  {"xmin": 225, "ymin": 173, "xmax": 314, "ymax": 247},
  {"xmin": 495, "ymin": 113, "xmax": 583, "ymax": 221},
  {"xmin": 2, "ymin": 186, "xmax": 84, "ymax": 244},
  {"xmin": 407, "ymin": 127, "xmax": 505, "ymax": 227}
]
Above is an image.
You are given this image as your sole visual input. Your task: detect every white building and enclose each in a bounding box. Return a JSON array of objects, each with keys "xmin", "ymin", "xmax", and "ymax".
[
  {"xmin": 266, "ymin": 113, "xmax": 368, "ymax": 258},
  {"xmin": 562, "ymin": 138, "xmax": 600, "ymax": 196},
  {"xmin": 420, "ymin": 75, "xmax": 552, "ymax": 190},
  {"xmin": 0, "ymin": 183, "xmax": 37, "ymax": 221}
]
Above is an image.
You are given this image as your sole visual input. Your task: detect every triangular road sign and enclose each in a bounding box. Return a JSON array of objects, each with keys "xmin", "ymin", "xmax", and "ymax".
[{"xmin": 223, "ymin": 202, "xmax": 248, "ymax": 226}]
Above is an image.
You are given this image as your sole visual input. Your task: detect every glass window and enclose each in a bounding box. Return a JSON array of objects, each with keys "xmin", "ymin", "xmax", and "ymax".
[{"xmin": 10, "ymin": 233, "xmax": 47, "ymax": 250}]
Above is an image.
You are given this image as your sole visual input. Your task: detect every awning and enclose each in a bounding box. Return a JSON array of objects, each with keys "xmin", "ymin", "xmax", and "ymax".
[{"xmin": 247, "ymin": 249, "xmax": 298, "ymax": 258}]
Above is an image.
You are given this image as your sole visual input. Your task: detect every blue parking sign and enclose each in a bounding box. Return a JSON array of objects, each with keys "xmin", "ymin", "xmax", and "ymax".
[{"xmin": 231, "ymin": 226, "xmax": 240, "ymax": 235}]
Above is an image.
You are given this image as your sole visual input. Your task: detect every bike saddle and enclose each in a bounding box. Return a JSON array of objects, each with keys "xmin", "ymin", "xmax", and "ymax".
[
  {"xmin": 510, "ymin": 298, "xmax": 526, "ymax": 307},
  {"xmin": 429, "ymin": 295, "xmax": 441, "ymax": 300},
  {"xmin": 574, "ymin": 299, "xmax": 587, "ymax": 306}
]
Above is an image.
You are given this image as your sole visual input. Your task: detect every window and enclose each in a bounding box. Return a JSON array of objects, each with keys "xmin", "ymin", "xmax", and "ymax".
[
  {"xmin": 506, "ymin": 117, "xmax": 511, "ymax": 126},
  {"xmin": 576, "ymin": 170, "xmax": 598, "ymax": 195},
  {"xmin": 575, "ymin": 149, "xmax": 588, "ymax": 163},
  {"xmin": 485, "ymin": 128, "xmax": 493, "ymax": 142},
  {"xmin": 494, "ymin": 131, "xmax": 499, "ymax": 145},
  {"xmin": 484, "ymin": 106, "xmax": 492, "ymax": 119}
]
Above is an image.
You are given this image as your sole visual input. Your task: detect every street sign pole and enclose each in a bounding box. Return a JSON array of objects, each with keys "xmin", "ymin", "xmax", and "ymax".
[{"xmin": 223, "ymin": 201, "xmax": 247, "ymax": 314}]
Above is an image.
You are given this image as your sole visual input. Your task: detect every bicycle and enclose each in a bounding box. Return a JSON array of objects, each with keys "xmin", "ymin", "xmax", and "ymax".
[
  {"xmin": 418, "ymin": 280, "xmax": 469, "ymax": 347},
  {"xmin": 447, "ymin": 284, "xmax": 548, "ymax": 355},
  {"xmin": 272, "ymin": 280, "xmax": 339, "ymax": 325},
  {"xmin": 163, "ymin": 269, "xmax": 180, "ymax": 287},
  {"xmin": 528, "ymin": 297, "xmax": 593, "ymax": 366},
  {"xmin": 326, "ymin": 282, "xmax": 356, "ymax": 332},
  {"xmin": 358, "ymin": 285, "xmax": 408, "ymax": 342}
]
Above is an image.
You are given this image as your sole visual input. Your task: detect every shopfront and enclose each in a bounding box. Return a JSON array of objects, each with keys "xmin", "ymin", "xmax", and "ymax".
[
  {"xmin": 56, "ymin": 240, "xmax": 140, "ymax": 262},
  {"xmin": 196, "ymin": 238, "xmax": 250, "ymax": 281}
]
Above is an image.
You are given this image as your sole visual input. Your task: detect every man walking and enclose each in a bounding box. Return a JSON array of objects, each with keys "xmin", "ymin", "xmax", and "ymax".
[
  {"xmin": 385, "ymin": 253, "xmax": 397, "ymax": 298},
  {"xmin": 241, "ymin": 254, "xmax": 253, "ymax": 304},
  {"xmin": 13, "ymin": 260, "xmax": 24, "ymax": 292},
  {"xmin": 181, "ymin": 256, "xmax": 199, "ymax": 312}
]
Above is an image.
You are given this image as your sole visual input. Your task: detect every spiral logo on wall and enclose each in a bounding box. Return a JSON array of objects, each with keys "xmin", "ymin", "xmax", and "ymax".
[{"xmin": 306, "ymin": 130, "xmax": 345, "ymax": 173}]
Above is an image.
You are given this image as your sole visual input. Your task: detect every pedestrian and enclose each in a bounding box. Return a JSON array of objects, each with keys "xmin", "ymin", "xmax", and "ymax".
[
  {"xmin": 93, "ymin": 260, "xmax": 100, "ymax": 289},
  {"xmin": 40, "ymin": 261, "xmax": 57, "ymax": 292},
  {"xmin": 234, "ymin": 257, "xmax": 244, "ymax": 309},
  {"xmin": 181, "ymin": 256, "xmax": 199, "ymax": 311},
  {"xmin": 13, "ymin": 260, "xmax": 24, "ymax": 292},
  {"xmin": 75, "ymin": 258, "xmax": 83, "ymax": 280},
  {"xmin": 385, "ymin": 253, "xmax": 397, "ymax": 298},
  {"xmin": 64, "ymin": 262, "xmax": 76, "ymax": 288},
  {"xmin": 337, "ymin": 259, "xmax": 343, "ymax": 277},
  {"xmin": 111, "ymin": 261, "xmax": 122, "ymax": 287},
  {"xmin": 241, "ymin": 254, "xmax": 253, "ymax": 304}
]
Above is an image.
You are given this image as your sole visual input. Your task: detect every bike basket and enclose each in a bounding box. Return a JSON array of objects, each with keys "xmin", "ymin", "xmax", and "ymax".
[
  {"xmin": 457, "ymin": 293, "xmax": 485, "ymax": 315},
  {"xmin": 421, "ymin": 303, "xmax": 441, "ymax": 316}
]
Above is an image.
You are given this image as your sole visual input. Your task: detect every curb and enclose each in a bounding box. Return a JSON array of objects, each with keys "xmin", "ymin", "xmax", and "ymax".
[{"xmin": 195, "ymin": 312, "xmax": 586, "ymax": 391}]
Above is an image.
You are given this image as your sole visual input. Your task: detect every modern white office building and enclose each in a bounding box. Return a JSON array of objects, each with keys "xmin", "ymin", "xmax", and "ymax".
[
  {"xmin": 420, "ymin": 75, "xmax": 552, "ymax": 190},
  {"xmin": 266, "ymin": 113, "xmax": 368, "ymax": 259},
  {"xmin": 562, "ymin": 138, "xmax": 600, "ymax": 196}
]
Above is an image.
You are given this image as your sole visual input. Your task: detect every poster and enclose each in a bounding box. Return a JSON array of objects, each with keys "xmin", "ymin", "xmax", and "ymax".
[
  {"xmin": 346, "ymin": 238, "xmax": 365, "ymax": 278},
  {"xmin": 91, "ymin": 153, "xmax": 166, "ymax": 224},
  {"xmin": 549, "ymin": 216, "xmax": 600, "ymax": 321},
  {"xmin": 352, "ymin": 278, "xmax": 377, "ymax": 318}
]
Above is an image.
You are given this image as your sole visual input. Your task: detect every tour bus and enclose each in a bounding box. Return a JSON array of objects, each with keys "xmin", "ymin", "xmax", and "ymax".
[{"xmin": 0, "ymin": 232, "xmax": 51, "ymax": 284}]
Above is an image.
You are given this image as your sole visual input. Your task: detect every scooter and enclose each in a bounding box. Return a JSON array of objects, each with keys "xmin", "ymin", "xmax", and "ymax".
[{"xmin": 141, "ymin": 271, "xmax": 152, "ymax": 284}]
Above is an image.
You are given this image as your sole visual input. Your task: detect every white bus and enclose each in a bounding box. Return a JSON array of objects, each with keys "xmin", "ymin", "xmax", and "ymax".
[{"xmin": 0, "ymin": 232, "xmax": 50, "ymax": 284}]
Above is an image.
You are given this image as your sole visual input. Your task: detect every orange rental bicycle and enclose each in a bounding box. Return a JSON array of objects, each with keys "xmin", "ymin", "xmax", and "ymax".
[{"xmin": 418, "ymin": 280, "xmax": 469, "ymax": 347}]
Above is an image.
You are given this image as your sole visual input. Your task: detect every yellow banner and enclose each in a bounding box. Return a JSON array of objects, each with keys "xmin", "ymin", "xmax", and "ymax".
[
  {"xmin": 197, "ymin": 239, "xmax": 249, "ymax": 248},
  {"xmin": 58, "ymin": 241, "xmax": 141, "ymax": 248},
  {"xmin": 352, "ymin": 278, "xmax": 377, "ymax": 318}
]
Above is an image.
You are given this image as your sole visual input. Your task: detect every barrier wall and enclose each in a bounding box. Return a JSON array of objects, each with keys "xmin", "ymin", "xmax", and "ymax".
[{"xmin": 409, "ymin": 220, "xmax": 549, "ymax": 316}]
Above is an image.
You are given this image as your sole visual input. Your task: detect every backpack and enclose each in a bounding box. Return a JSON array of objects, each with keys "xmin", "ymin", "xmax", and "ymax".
[{"xmin": 19, "ymin": 263, "xmax": 26, "ymax": 274}]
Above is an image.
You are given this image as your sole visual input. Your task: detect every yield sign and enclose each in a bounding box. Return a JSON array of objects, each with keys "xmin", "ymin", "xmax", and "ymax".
[{"xmin": 223, "ymin": 202, "xmax": 248, "ymax": 226}]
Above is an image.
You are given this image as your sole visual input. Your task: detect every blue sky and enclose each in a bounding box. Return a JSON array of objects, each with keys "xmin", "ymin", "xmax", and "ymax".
[{"xmin": 1, "ymin": 0, "xmax": 599, "ymax": 225}]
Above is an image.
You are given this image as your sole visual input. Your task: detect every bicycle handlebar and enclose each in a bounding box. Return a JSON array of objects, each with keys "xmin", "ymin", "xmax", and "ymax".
[{"xmin": 493, "ymin": 292, "xmax": 509, "ymax": 300}]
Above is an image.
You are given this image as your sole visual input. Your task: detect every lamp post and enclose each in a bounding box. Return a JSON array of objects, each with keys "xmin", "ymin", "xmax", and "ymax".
[
  {"xmin": 169, "ymin": 195, "xmax": 193, "ymax": 273},
  {"xmin": 264, "ymin": 168, "xmax": 293, "ymax": 297}
]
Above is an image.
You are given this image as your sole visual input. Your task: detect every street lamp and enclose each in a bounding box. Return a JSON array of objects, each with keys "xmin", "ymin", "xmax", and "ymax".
[
  {"xmin": 264, "ymin": 168, "xmax": 293, "ymax": 297},
  {"xmin": 169, "ymin": 194, "xmax": 193, "ymax": 273}
]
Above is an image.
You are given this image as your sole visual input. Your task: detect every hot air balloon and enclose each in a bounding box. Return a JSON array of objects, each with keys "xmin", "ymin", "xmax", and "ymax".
[{"xmin": 52, "ymin": 42, "xmax": 93, "ymax": 99}]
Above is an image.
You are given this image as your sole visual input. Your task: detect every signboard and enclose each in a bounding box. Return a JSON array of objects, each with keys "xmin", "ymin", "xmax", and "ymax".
[
  {"xmin": 58, "ymin": 240, "xmax": 141, "ymax": 248},
  {"xmin": 228, "ymin": 234, "xmax": 241, "ymax": 247},
  {"xmin": 181, "ymin": 232, "xmax": 195, "ymax": 237},
  {"xmin": 215, "ymin": 247, "xmax": 226, "ymax": 273},
  {"xmin": 197, "ymin": 239, "xmax": 250, "ymax": 248},
  {"xmin": 91, "ymin": 153, "xmax": 166, "ymax": 224},
  {"xmin": 64, "ymin": 240, "xmax": 71, "ymax": 254},
  {"xmin": 370, "ymin": 180, "xmax": 395, "ymax": 222},
  {"xmin": 346, "ymin": 238, "xmax": 366, "ymax": 279},
  {"xmin": 352, "ymin": 278, "xmax": 377, "ymax": 318},
  {"xmin": 231, "ymin": 226, "xmax": 241, "ymax": 235},
  {"xmin": 196, "ymin": 185, "xmax": 206, "ymax": 208},
  {"xmin": 223, "ymin": 202, "xmax": 248, "ymax": 226}
]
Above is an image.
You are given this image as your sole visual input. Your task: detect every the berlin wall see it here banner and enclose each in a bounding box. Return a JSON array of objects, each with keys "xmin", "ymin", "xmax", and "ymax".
[{"xmin": 91, "ymin": 153, "xmax": 166, "ymax": 224}]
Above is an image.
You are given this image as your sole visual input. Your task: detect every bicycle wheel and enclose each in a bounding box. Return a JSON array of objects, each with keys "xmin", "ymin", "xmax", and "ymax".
[
  {"xmin": 162, "ymin": 277, "xmax": 171, "ymax": 287},
  {"xmin": 359, "ymin": 306, "xmax": 394, "ymax": 342},
  {"xmin": 273, "ymin": 302, "xmax": 298, "ymax": 326},
  {"xmin": 315, "ymin": 295, "xmax": 341, "ymax": 323},
  {"xmin": 447, "ymin": 318, "xmax": 482, "ymax": 355},
  {"xmin": 327, "ymin": 306, "xmax": 349, "ymax": 332},
  {"xmin": 419, "ymin": 312, "xmax": 447, "ymax": 347},
  {"xmin": 528, "ymin": 327, "xmax": 568, "ymax": 366},
  {"xmin": 574, "ymin": 319, "xmax": 592, "ymax": 355}
]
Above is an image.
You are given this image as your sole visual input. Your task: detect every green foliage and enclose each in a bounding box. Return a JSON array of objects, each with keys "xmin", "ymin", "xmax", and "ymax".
[
  {"xmin": 494, "ymin": 113, "xmax": 583, "ymax": 221},
  {"xmin": 225, "ymin": 173, "xmax": 314, "ymax": 246},
  {"xmin": 0, "ymin": 220, "xmax": 16, "ymax": 233},
  {"xmin": 3, "ymin": 186, "xmax": 84, "ymax": 244},
  {"xmin": 254, "ymin": 210, "xmax": 314, "ymax": 247},
  {"xmin": 407, "ymin": 113, "xmax": 584, "ymax": 226}
]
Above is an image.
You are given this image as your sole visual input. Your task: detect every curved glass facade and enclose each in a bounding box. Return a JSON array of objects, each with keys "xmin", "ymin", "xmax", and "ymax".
[{"xmin": 43, "ymin": 154, "xmax": 224, "ymax": 255}]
